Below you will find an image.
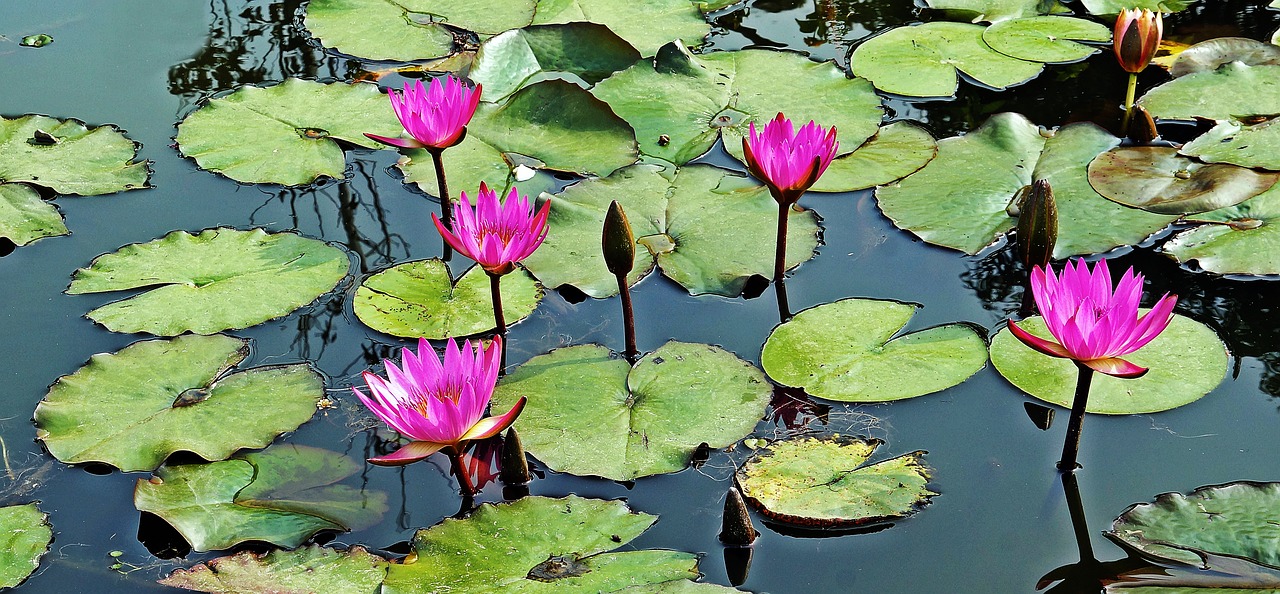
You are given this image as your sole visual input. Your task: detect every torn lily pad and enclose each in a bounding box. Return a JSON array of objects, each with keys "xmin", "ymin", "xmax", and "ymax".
[
  {"xmin": 810, "ymin": 121, "xmax": 938, "ymax": 193},
  {"xmin": 67, "ymin": 228, "xmax": 349, "ymax": 336},
  {"xmin": 736, "ymin": 436, "xmax": 934, "ymax": 528},
  {"xmin": 982, "ymin": 17, "xmax": 1111, "ymax": 63},
  {"xmin": 135, "ymin": 445, "xmax": 388, "ymax": 552},
  {"xmin": 1087, "ymin": 146, "xmax": 1279, "ymax": 215},
  {"xmin": 990, "ymin": 313, "xmax": 1227, "ymax": 414},
  {"xmin": 0, "ymin": 503, "xmax": 52, "ymax": 589},
  {"xmin": 1163, "ymin": 183, "xmax": 1280, "ymax": 276},
  {"xmin": 490, "ymin": 342, "xmax": 771, "ymax": 481},
  {"xmin": 469, "ymin": 23, "xmax": 642, "ymax": 102},
  {"xmin": 175, "ymin": 79, "xmax": 403, "ymax": 185},
  {"xmin": 353, "ymin": 259, "xmax": 543, "ymax": 339},
  {"xmin": 1169, "ymin": 37, "xmax": 1280, "ymax": 78},
  {"xmin": 35, "ymin": 334, "xmax": 324, "ymax": 472},
  {"xmin": 1139, "ymin": 63, "xmax": 1280, "ymax": 122},
  {"xmin": 160, "ymin": 545, "xmax": 388, "ymax": 593},
  {"xmin": 0, "ymin": 184, "xmax": 66, "ymax": 246},
  {"xmin": 1180, "ymin": 118, "xmax": 1280, "ymax": 171},
  {"xmin": 0, "ymin": 114, "xmax": 148, "ymax": 195},
  {"xmin": 304, "ymin": 0, "xmax": 455, "ymax": 62},
  {"xmin": 521, "ymin": 164, "xmax": 820, "ymax": 298},
  {"xmin": 850, "ymin": 22, "xmax": 1044, "ymax": 98},
  {"xmin": 921, "ymin": 0, "xmax": 1070, "ymax": 22},
  {"xmin": 382, "ymin": 496, "xmax": 699, "ymax": 593},
  {"xmin": 762, "ymin": 299, "xmax": 987, "ymax": 403}
]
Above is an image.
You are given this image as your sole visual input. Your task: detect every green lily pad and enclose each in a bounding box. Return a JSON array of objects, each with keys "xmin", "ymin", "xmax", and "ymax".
[
  {"xmin": 1163, "ymin": 183, "xmax": 1280, "ymax": 276},
  {"xmin": 0, "ymin": 114, "xmax": 148, "ymax": 195},
  {"xmin": 982, "ymin": 17, "xmax": 1112, "ymax": 63},
  {"xmin": 1139, "ymin": 63, "xmax": 1280, "ymax": 122},
  {"xmin": 1180, "ymin": 118, "xmax": 1280, "ymax": 171},
  {"xmin": 989, "ymin": 312, "xmax": 1228, "ymax": 414},
  {"xmin": 592, "ymin": 44, "xmax": 883, "ymax": 166},
  {"xmin": 160, "ymin": 545, "xmax": 388, "ymax": 593},
  {"xmin": 0, "ymin": 184, "xmax": 67, "ymax": 246},
  {"xmin": 470, "ymin": 23, "xmax": 641, "ymax": 102},
  {"xmin": 490, "ymin": 342, "xmax": 771, "ymax": 481},
  {"xmin": 135, "ymin": 444, "xmax": 388, "ymax": 552},
  {"xmin": 810, "ymin": 121, "xmax": 938, "ymax": 193},
  {"xmin": 850, "ymin": 22, "xmax": 1044, "ymax": 98},
  {"xmin": 521, "ymin": 164, "xmax": 820, "ymax": 298},
  {"xmin": 616, "ymin": 583, "xmax": 745, "ymax": 593},
  {"xmin": 1170, "ymin": 38, "xmax": 1280, "ymax": 78},
  {"xmin": 303, "ymin": 0, "xmax": 455, "ymax": 62},
  {"xmin": 35, "ymin": 334, "xmax": 323, "ymax": 472},
  {"xmin": 67, "ymin": 228, "xmax": 349, "ymax": 336},
  {"xmin": 0, "ymin": 504, "xmax": 52, "ymax": 589},
  {"xmin": 921, "ymin": 0, "xmax": 1069, "ymax": 22},
  {"xmin": 353, "ymin": 259, "xmax": 543, "ymax": 339},
  {"xmin": 877, "ymin": 113, "xmax": 1175, "ymax": 257},
  {"xmin": 175, "ymin": 79, "xmax": 403, "ymax": 186},
  {"xmin": 19, "ymin": 34, "xmax": 53, "ymax": 48},
  {"xmin": 383, "ymin": 496, "xmax": 699, "ymax": 593},
  {"xmin": 736, "ymin": 436, "xmax": 935, "ymax": 528},
  {"xmin": 762, "ymin": 299, "xmax": 987, "ymax": 403},
  {"xmin": 1087, "ymin": 146, "xmax": 1280, "ymax": 215},
  {"xmin": 1079, "ymin": 0, "xmax": 1197, "ymax": 14}
]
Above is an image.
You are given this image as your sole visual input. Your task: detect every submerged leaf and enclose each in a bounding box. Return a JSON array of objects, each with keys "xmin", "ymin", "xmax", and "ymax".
[
  {"xmin": 160, "ymin": 545, "xmax": 388, "ymax": 594},
  {"xmin": 0, "ymin": 504, "xmax": 52, "ymax": 589}
]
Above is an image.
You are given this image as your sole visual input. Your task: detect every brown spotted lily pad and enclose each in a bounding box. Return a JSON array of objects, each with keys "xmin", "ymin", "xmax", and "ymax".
[{"xmin": 1087, "ymin": 146, "xmax": 1280, "ymax": 215}]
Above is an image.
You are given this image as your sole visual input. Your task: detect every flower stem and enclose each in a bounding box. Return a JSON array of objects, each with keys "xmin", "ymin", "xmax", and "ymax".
[
  {"xmin": 774, "ymin": 201, "xmax": 790, "ymax": 287},
  {"xmin": 775, "ymin": 275, "xmax": 792, "ymax": 323},
  {"xmin": 488, "ymin": 271, "xmax": 507, "ymax": 372},
  {"xmin": 448, "ymin": 447, "xmax": 475, "ymax": 499},
  {"xmin": 430, "ymin": 148, "xmax": 453, "ymax": 261},
  {"xmin": 1057, "ymin": 361, "xmax": 1095, "ymax": 472},
  {"xmin": 615, "ymin": 272, "xmax": 637, "ymax": 364},
  {"xmin": 1120, "ymin": 72, "xmax": 1138, "ymax": 136}
]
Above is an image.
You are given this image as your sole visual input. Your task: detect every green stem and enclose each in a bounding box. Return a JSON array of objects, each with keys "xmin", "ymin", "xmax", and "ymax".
[
  {"xmin": 616, "ymin": 273, "xmax": 637, "ymax": 364},
  {"xmin": 1057, "ymin": 361, "xmax": 1095, "ymax": 472},
  {"xmin": 774, "ymin": 201, "xmax": 789, "ymax": 286},
  {"xmin": 431, "ymin": 148, "xmax": 453, "ymax": 261},
  {"xmin": 1121, "ymin": 72, "xmax": 1138, "ymax": 136}
]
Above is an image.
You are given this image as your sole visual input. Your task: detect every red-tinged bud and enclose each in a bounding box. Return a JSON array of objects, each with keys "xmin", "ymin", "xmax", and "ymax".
[{"xmin": 1114, "ymin": 8, "xmax": 1162, "ymax": 74}]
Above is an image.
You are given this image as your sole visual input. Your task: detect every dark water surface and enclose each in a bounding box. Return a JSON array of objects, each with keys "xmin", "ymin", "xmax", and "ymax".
[{"xmin": 3, "ymin": 1, "xmax": 1280, "ymax": 592}]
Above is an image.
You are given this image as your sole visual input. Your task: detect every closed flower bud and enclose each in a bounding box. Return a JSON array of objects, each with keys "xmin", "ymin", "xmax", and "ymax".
[
  {"xmin": 1114, "ymin": 9, "xmax": 1162, "ymax": 74},
  {"xmin": 1016, "ymin": 180, "xmax": 1057, "ymax": 270},
  {"xmin": 602, "ymin": 200, "xmax": 636, "ymax": 277}
]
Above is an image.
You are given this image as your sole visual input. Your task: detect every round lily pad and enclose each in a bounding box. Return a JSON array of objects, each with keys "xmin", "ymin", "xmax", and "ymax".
[
  {"xmin": 989, "ymin": 313, "xmax": 1228, "ymax": 414},
  {"xmin": 811, "ymin": 121, "xmax": 938, "ymax": 193},
  {"xmin": 490, "ymin": 342, "xmax": 772, "ymax": 481},
  {"xmin": 0, "ymin": 503, "xmax": 52, "ymax": 589},
  {"xmin": 0, "ymin": 184, "xmax": 66, "ymax": 246},
  {"xmin": 0, "ymin": 114, "xmax": 148, "ymax": 195},
  {"xmin": 982, "ymin": 17, "xmax": 1111, "ymax": 63},
  {"xmin": 1180, "ymin": 118, "xmax": 1280, "ymax": 171},
  {"xmin": 922, "ymin": 0, "xmax": 1069, "ymax": 22},
  {"xmin": 382, "ymin": 496, "xmax": 699, "ymax": 594},
  {"xmin": 1170, "ymin": 37, "xmax": 1280, "ymax": 78},
  {"xmin": 850, "ymin": 22, "xmax": 1044, "ymax": 98},
  {"xmin": 469, "ymin": 23, "xmax": 642, "ymax": 102},
  {"xmin": 175, "ymin": 79, "xmax": 403, "ymax": 185},
  {"xmin": 592, "ymin": 44, "xmax": 883, "ymax": 166},
  {"xmin": 1139, "ymin": 63, "xmax": 1280, "ymax": 122},
  {"xmin": 736, "ymin": 436, "xmax": 935, "ymax": 528},
  {"xmin": 304, "ymin": 0, "xmax": 455, "ymax": 62},
  {"xmin": 1162, "ymin": 183, "xmax": 1280, "ymax": 276},
  {"xmin": 1087, "ymin": 146, "xmax": 1280, "ymax": 215},
  {"xmin": 353, "ymin": 259, "xmax": 543, "ymax": 339},
  {"xmin": 1079, "ymin": 0, "xmax": 1196, "ymax": 14},
  {"xmin": 67, "ymin": 228, "xmax": 350, "ymax": 336},
  {"xmin": 161, "ymin": 545, "xmax": 388, "ymax": 593},
  {"xmin": 35, "ymin": 334, "xmax": 324, "ymax": 472},
  {"xmin": 762, "ymin": 298, "xmax": 988, "ymax": 403},
  {"xmin": 521, "ymin": 164, "xmax": 820, "ymax": 298},
  {"xmin": 134, "ymin": 444, "xmax": 388, "ymax": 552}
]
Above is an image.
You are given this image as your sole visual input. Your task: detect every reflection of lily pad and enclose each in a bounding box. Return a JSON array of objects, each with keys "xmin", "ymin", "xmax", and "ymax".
[
  {"xmin": 982, "ymin": 17, "xmax": 1111, "ymax": 63},
  {"xmin": 0, "ymin": 504, "xmax": 52, "ymax": 589},
  {"xmin": 470, "ymin": 23, "xmax": 641, "ymax": 102},
  {"xmin": 761, "ymin": 299, "xmax": 988, "ymax": 403},
  {"xmin": 1170, "ymin": 37, "xmax": 1280, "ymax": 78},
  {"xmin": 0, "ymin": 114, "xmax": 149, "ymax": 195},
  {"xmin": 382, "ymin": 496, "xmax": 699, "ymax": 593},
  {"xmin": 353, "ymin": 259, "xmax": 543, "ymax": 339},
  {"xmin": 1180, "ymin": 118, "xmax": 1280, "ymax": 171},
  {"xmin": 989, "ymin": 313, "xmax": 1228, "ymax": 414},
  {"xmin": 35, "ymin": 334, "xmax": 323, "ymax": 472},
  {"xmin": 521, "ymin": 164, "xmax": 820, "ymax": 298},
  {"xmin": 175, "ymin": 79, "xmax": 403, "ymax": 185},
  {"xmin": 850, "ymin": 22, "xmax": 1044, "ymax": 97},
  {"xmin": 135, "ymin": 445, "xmax": 388, "ymax": 552},
  {"xmin": 1139, "ymin": 63, "xmax": 1280, "ymax": 122},
  {"xmin": 1079, "ymin": 0, "xmax": 1197, "ymax": 14},
  {"xmin": 490, "ymin": 342, "xmax": 771, "ymax": 481},
  {"xmin": 304, "ymin": 0, "xmax": 455, "ymax": 61},
  {"xmin": 1163, "ymin": 183, "xmax": 1280, "ymax": 276},
  {"xmin": 736, "ymin": 436, "xmax": 935, "ymax": 528},
  {"xmin": 921, "ymin": 0, "xmax": 1069, "ymax": 22},
  {"xmin": 0, "ymin": 184, "xmax": 66, "ymax": 246},
  {"xmin": 68, "ymin": 228, "xmax": 349, "ymax": 336},
  {"xmin": 160, "ymin": 545, "xmax": 388, "ymax": 593},
  {"xmin": 811, "ymin": 122, "xmax": 938, "ymax": 193},
  {"xmin": 1087, "ymin": 146, "xmax": 1279, "ymax": 215}
]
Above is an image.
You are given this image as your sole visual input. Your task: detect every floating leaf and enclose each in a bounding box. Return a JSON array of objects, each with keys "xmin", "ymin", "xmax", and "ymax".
[
  {"xmin": 1087, "ymin": 146, "xmax": 1279, "ymax": 215},
  {"xmin": 0, "ymin": 184, "xmax": 66, "ymax": 246},
  {"xmin": 1170, "ymin": 37, "xmax": 1280, "ymax": 78},
  {"xmin": 160, "ymin": 545, "xmax": 388, "ymax": 594},
  {"xmin": 850, "ymin": 22, "xmax": 1044, "ymax": 98},
  {"xmin": 921, "ymin": 0, "xmax": 1068, "ymax": 22},
  {"xmin": 0, "ymin": 504, "xmax": 51, "ymax": 589},
  {"xmin": 19, "ymin": 34, "xmax": 53, "ymax": 48},
  {"xmin": 0, "ymin": 114, "xmax": 148, "ymax": 195},
  {"xmin": 1139, "ymin": 63, "xmax": 1280, "ymax": 122},
  {"xmin": 304, "ymin": 0, "xmax": 455, "ymax": 62},
  {"xmin": 135, "ymin": 444, "xmax": 388, "ymax": 552},
  {"xmin": 490, "ymin": 342, "xmax": 771, "ymax": 481},
  {"xmin": 382, "ymin": 496, "xmax": 699, "ymax": 593},
  {"xmin": 68, "ymin": 228, "xmax": 349, "ymax": 336},
  {"xmin": 989, "ymin": 312, "xmax": 1228, "ymax": 414},
  {"xmin": 1078, "ymin": 0, "xmax": 1197, "ymax": 14},
  {"xmin": 521, "ymin": 164, "xmax": 820, "ymax": 298},
  {"xmin": 616, "ymin": 583, "xmax": 746, "ymax": 593},
  {"xmin": 762, "ymin": 299, "xmax": 987, "ymax": 403},
  {"xmin": 35, "ymin": 334, "xmax": 323, "ymax": 472},
  {"xmin": 470, "ymin": 23, "xmax": 641, "ymax": 101},
  {"xmin": 1163, "ymin": 183, "xmax": 1280, "ymax": 276},
  {"xmin": 736, "ymin": 436, "xmax": 935, "ymax": 528},
  {"xmin": 175, "ymin": 79, "xmax": 403, "ymax": 185},
  {"xmin": 810, "ymin": 121, "xmax": 938, "ymax": 192},
  {"xmin": 1180, "ymin": 118, "xmax": 1280, "ymax": 171},
  {"xmin": 592, "ymin": 44, "xmax": 883, "ymax": 166},
  {"xmin": 353, "ymin": 259, "xmax": 543, "ymax": 339},
  {"xmin": 982, "ymin": 17, "xmax": 1111, "ymax": 63}
]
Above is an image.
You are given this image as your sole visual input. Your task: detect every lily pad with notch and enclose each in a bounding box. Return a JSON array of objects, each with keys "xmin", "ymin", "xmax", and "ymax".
[
  {"xmin": 1179, "ymin": 118, "xmax": 1280, "ymax": 171},
  {"xmin": 489, "ymin": 342, "xmax": 772, "ymax": 481},
  {"xmin": 304, "ymin": 0, "xmax": 456, "ymax": 62},
  {"xmin": 0, "ymin": 114, "xmax": 149, "ymax": 195},
  {"xmin": 67, "ymin": 228, "xmax": 350, "ymax": 336},
  {"xmin": 1162, "ymin": 182, "xmax": 1280, "ymax": 276},
  {"xmin": 35, "ymin": 334, "xmax": 324, "ymax": 472},
  {"xmin": 160, "ymin": 545, "xmax": 388, "ymax": 593},
  {"xmin": 0, "ymin": 184, "xmax": 66, "ymax": 246},
  {"xmin": 469, "ymin": 23, "xmax": 642, "ymax": 102},
  {"xmin": 1087, "ymin": 146, "xmax": 1279, "ymax": 215},
  {"xmin": 0, "ymin": 503, "xmax": 52, "ymax": 589},
  {"xmin": 353, "ymin": 259, "xmax": 543, "ymax": 339},
  {"xmin": 1139, "ymin": 63, "xmax": 1280, "ymax": 122},
  {"xmin": 850, "ymin": 22, "xmax": 1045, "ymax": 98},
  {"xmin": 982, "ymin": 16, "xmax": 1111, "ymax": 63}
]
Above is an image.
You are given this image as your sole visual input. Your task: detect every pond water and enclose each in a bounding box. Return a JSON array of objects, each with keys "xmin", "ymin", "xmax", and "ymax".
[{"xmin": 3, "ymin": 1, "xmax": 1280, "ymax": 592}]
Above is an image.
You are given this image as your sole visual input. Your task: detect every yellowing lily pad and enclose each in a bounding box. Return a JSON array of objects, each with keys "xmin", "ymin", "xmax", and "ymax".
[
  {"xmin": 160, "ymin": 545, "xmax": 388, "ymax": 593},
  {"xmin": 850, "ymin": 22, "xmax": 1044, "ymax": 98},
  {"xmin": 0, "ymin": 504, "xmax": 52, "ymax": 590},
  {"xmin": 1087, "ymin": 146, "xmax": 1279, "ymax": 215}
]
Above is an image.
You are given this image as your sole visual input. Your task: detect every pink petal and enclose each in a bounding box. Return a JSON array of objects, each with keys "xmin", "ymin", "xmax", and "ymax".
[
  {"xmin": 363, "ymin": 133, "xmax": 423, "ymax": 149},
  {"xmin": 460, "ymin": 396, "xmax": 527, "ymax": 441},
  {"xmin": 1008, "ymin": 320, "xmax": 1073, "ymax": 359},
  {"xmin": 1083, "ymin": 357, "xmax": 1148, "ymax": 378},
  {"xmin": 368, "ymin": 441, "xmax": 447, "ymax": 466}
]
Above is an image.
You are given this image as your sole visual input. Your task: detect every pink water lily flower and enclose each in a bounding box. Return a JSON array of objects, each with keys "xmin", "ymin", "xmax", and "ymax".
[
  {"xmin": 354, "ymin": 336, "xmax": 525, "ymax": 466},
  {"xmin": 742, "ymin": 113, "xmax": 838, "ymax": 205},
  {"xmin": 1008, "ymin": 260, "xmax": 1177, "ymax": 378},
  {"xmin": 364, "ymin": 75, "xmax": 481, "ymax": 151},
  {"xmin": 433, "ymin": 182, "xmax": 551, "ymax": 276}
]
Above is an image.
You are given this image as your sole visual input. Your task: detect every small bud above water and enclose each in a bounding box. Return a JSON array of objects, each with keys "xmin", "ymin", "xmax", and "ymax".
[
  {"xmin": 1015, "ymin": 180, "xmax": 1057, "ymax": 270},
  {"xmin": 602, "ymin": 200, "xmax": 635, "ymax": 277},
  {"xmin": 500, "ymin": 427, "xmax": 531, "ymax": 486},
  {"xmin": 719, "ymin": 485, "xmax": 758, "ymax": 546}
]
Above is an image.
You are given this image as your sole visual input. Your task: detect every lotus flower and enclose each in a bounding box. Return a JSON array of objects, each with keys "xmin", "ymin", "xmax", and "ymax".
[
  {"xmin": 433, "ymin": 183, "xmax": 550, "ymax": 277},
  {"xmin": 354, "ymin": 336, "xmax": 525, "ymax": 467},
  {"xmin": 1114, "ymin": 9, "xmax": 1162, "ymax": 74},
  {"xmin": 364, "ymin": 75, "xmax": 481, "ymax": 151},
  {"xmin": 742, "ymin": 113, "xmax": 838, "ymax": 205},
  {"xmin": 1008, "ymin": 260, "xmax": 1176, "ymax": 378}
]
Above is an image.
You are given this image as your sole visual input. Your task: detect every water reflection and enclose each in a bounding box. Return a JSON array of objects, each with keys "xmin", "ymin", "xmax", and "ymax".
[{"xmin": 1036, "ymin": 472, "xmax": 1149, "ymax": 593}]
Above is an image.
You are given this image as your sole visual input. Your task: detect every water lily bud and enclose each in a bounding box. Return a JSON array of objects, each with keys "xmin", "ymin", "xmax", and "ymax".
[
  {"xmin": 602, "ymin": 200, "xmax": 635, "ymax": 277},
  {"xmin": 719, "ymin": 486, "xmax": 758, "ymax": 546},
  {"xmin": 1126, "ymin": 105, "xmax": 1159, "ymax": 145},
  {"xmin": 1114, "ymin": 8, "xmax": 1162, "ymax": 74},
  {"xmin": 1016, "ymin": 180, "xmax": 1057, "ymax": 270},
  {"xmin": 500, "ymin": 427, "xmax": 531, "ymax": 486}
]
